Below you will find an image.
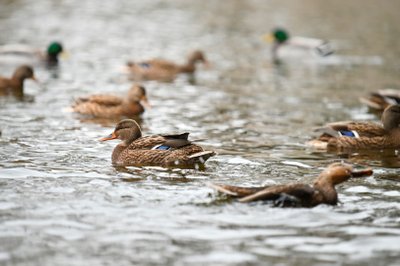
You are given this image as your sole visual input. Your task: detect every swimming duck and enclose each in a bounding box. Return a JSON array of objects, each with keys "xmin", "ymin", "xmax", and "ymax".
[
  {"xmin": 125, "ymin": 50, "xmax": 208, "ymax": 81},
  {"xmin": 307, "ymin": 104, "xmax": 400, "ymax": 150},
  {"xmin": 72, "ymin": 84, "xmax": 150, "ymax": 118},
  {"xmin": 209, "ymin": 162, "xmax": 373, "ymax": 207},
  {"xmin": 264, "ymin": 28, "xmax": 334, "ymax": 62},
  {"xmin": 0, "ymin": 42, "xmax": 63, "ymax": 66},
  {"xmin": 100, "ymin": 119, "xmax": 216, "ymax": 168},
  {"xmin": 359, "ymin": 89, "xmax": 400, "ymax": 111},
  {"xmin": 0, "ymin": 65, "xmax": 37, "ymax": 98}
]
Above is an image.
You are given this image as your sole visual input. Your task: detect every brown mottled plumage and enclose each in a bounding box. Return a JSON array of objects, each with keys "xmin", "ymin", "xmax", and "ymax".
[
  {"xmin": 125, "ymin": 50, "xmax": 208, "ymax": 81},
  {"xmin": 72, "ymin": 84, "xmax": 150, "ymax": 118},
  {"xmin": 359, "ymin": 89, "xmax": 400, "ymax": 111},
  {"xmin": 307, "ymin": 104, "xmax": 400, "ymax": 150},
  {"xmin": 0, "ymin": 65, "xmax": 36, "ymax": 98},
  {"xmin": 101, "ymin": 119, "xmax": 215, "ymax": 168},
  {"xmin": 209, "ymin": 163, "xmax": 373, "ymax": 207}
]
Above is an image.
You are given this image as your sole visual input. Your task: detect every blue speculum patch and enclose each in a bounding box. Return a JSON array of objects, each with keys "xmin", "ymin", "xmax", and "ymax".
[
  {"xmin": 139, "ymin": 63, "xmax": 151, "ymax": 69},
  {"xmin": 155, "ymin": 145, "xmax": 171, "ymax": 150},
  {"xmin": 339, "ymin": 130, "xmax": 356, "ymax": 137}
]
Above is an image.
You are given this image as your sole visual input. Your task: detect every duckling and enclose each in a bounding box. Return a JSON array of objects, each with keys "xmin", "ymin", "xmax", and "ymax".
[
  {"xmin": 72, "ymin": 84, "xmax": 150, "ymax": 118},
  {"xmin": 0, "ymin": 65, "xmax": 37, "ymax": 98},
  {"xmin": 307, "ymin": 104, "xmax": 400, "ymax": 150},
  {"xmin": 360, "ymin": 89, "xmax": 400, "ymax": 111},
  {"xmin": 0, "ymin": 42, "xmax": 63, "ymax": 66},
  {"xmin": 125, "ymin": 50, "xmax": 208, "ymax": 81},
  {"xmin": 264, "ymin": 28, "xmax": 334, "ymax": 62},
  {"xmin": 100, "ymin": 119, "xmax": 216, "ymax": 168},
  {"xmin": 209, "ymin": 163, "xmax": 373, "ymax": 207}
]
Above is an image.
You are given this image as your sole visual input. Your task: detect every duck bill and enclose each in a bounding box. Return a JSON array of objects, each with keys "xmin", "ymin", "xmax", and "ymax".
[
  {"xmin": 351, "ymin": 168, "xmax": 373, "ymax": 178},
  {"xmin": 263, "ymin": 33, "xmax": 275, "ymax": 43},
  {"xmin": 60, "ymin": 51, "xmax": 69, "ymax": 60},
  {"xmin": 140, "ymin": 96, "xmax": 151, "ymax": 109},
  {"xmin": 100, "ymin": 132, "xmax": 117, "ymax": 141}
]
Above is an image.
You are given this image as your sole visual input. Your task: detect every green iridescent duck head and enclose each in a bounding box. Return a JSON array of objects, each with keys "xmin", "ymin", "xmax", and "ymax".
[
  {"xmin": 272, "ymin": 28, "xmax": 290, "ymax": 44},
  {"xmin": 47, "ymin": 42, "xmax": 63, "ymax": 56}
]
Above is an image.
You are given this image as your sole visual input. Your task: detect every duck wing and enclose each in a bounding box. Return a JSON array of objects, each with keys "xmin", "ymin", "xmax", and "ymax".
[
  {"xmin": 315, "ymin": 121, "xmax": 385, "ymax": 138},
  {"xmin": 208, "ymin": 183, "xmax": 268, "ymax": 197},
  {"xmin": 128, "ymin": 134, "xmax": 191, "ymax": 150},
  {"xmin": 238, "ymin": 184, "xmax": 315, "ymax": 204},
  {"xmin": 360, "ymin": 89, "xmax": 400, "ymax": 110},
  {"xmin": 75, "ymin": 94, "xmax": 123, "ymax": 106}
]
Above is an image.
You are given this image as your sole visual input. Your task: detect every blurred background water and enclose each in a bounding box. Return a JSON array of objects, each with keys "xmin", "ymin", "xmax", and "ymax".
[{"xmin": 0, "ymin": 0, "xmax": 400, "ymax": 265}]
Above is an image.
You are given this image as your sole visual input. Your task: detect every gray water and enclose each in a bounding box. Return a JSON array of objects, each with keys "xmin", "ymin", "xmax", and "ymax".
[{"xmin": 0, "ymin": 0, "xmax": 400, "ymax": 265}]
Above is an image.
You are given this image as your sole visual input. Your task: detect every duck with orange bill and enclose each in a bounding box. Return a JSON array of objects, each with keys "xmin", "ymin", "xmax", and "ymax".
[
  {"xmin": 209, "ymin": 163, "xmax": 373, "ymax": 207},
  {"xmin": 100, "ymin": 119, "xmax": 215, "ymax": 168}
]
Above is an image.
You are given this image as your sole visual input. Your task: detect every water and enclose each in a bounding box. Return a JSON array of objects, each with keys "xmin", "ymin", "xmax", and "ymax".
[{"xmin": 0, "ymin": 0, "xmax": 400, "ymax": 265}]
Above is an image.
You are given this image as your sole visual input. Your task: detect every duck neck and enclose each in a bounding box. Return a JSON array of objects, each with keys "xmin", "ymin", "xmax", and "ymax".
[
  {"xmin": 46, "ymin": 54, "xmax": 59, "ymax": 65},
  {"xmin": 10, "ymin": 75, "xmax": 25, "ymax": 96},
  {"xmin": 180, "ymin": 61, "xmax": 196, "ymax": 73},
  {"xmin": 112, "ymin": 143, "xmax": 128, "ymax": 164},
  {"xmin": 313, "ymin": 178, "xmax": 338, "ymax": 205}
]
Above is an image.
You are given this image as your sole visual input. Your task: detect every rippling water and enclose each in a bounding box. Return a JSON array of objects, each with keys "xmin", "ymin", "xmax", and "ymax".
[{"xmin": 1, "ymin": 0, "xmax": 400, "ymax": 265}]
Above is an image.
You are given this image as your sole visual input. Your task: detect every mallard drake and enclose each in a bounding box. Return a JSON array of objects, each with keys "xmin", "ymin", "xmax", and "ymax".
[
  {"xmin": 100, "ymin": 119, "xmax": 216, "ymax": 168},
  {"xmin": 0, "ymin": 42, "xmax": 63, "ymax": 66},
  {"xmin": 125, "ymin": 50, "xmax": 208, "ymax": 81},
  {"xmin": 209, "ymin": 163, "xmax": 373, "ymax": 207},
  {"xmin": 307, "ymin": 104, "xmax": 400, "ymax": 150},
  {"xmin": 264, "ymin": 28, "xmax": 334, "ymax": 62},
  {"xmin": 0, "ymin": 65, "xmax": 37, "ymax": 98},
  {"xmin": 360, "ymin": 89, "xmax": 400, "ymax": 111},
  {"xmin": 72, "ymin": 84, "xmax": 150, "ymax": 118}
]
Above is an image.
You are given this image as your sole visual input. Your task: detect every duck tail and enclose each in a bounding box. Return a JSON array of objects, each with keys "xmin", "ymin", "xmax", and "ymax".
[{"xmin": 188, "ymin": 150, "xmax": 216, "ymax": 164}]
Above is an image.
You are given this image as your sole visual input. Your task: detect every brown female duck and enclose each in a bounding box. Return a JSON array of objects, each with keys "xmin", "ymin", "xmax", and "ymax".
[
  {"xmin": 307, "ymin": 104, "xmax": 400, "ymax": 150},
  {"xmin": 209, "ymin": 163, "xmax": 373, "ymax": 207},
  {"xmin": 360, "ymin": 89, "xmax": 400, "ymax": 111},
  {"xmin": 100, "ymin": 119, "xmax": 215, "ymax": 168},
  {"xmin": 72, "ymin": 84, "xmax": 150, "ymax": 118},
  {"xmin": 125, "ymin": 50, "xmax": 208, "ymax": 81},
  {"xmin": 0, "ymin": 65, "xmax": 37, "ymax": 97}
]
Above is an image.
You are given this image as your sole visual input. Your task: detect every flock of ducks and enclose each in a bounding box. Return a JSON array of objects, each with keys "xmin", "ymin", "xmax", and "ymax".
[{"xmin": 2, "ymin": 27, "xmax": 398, "ymax": 208}]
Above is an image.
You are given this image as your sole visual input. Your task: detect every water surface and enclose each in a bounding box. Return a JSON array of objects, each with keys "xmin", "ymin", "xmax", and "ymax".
[{"xmin": 0, "ymin": 1, "xmax": 400, "ymax": 265}]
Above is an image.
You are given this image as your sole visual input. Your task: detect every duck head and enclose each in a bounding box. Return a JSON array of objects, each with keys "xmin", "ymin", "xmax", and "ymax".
[
  {"xmin": 314, "ymin": 162, "xmax": 373, "ymax": 186},
  {"xmin": 128, "ymin": 84, "xmax": 151, "ymax": 109},
  {"xmin": 381, "ymin": 104, "xmax": 400, "ymax": 131},
  {"xmin": 12, "ymin": 65, "xmax": 37, "ymax": 82},
  {"xmin": 47, "ymin": 42, "xmax": 63, "ymax": 57},
  {"xmin": 188, "ymin": 50, "xmax": 208, "ymax": 66},
  {"xmin": 264, "ymin": 28, "xmax": 290, "ymax": 44},
  {"xmin": 100, "ymin": 119, "xmax": 142, "ymax": 144}
]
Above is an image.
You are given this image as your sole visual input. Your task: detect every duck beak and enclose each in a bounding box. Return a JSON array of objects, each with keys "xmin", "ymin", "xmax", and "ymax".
[
  {"xmin": 203, "ymin": 60, "xmax": 211, "ymax": 69},
  {"xmin": 60, "ymin": 51, "xmax": 69, "ymax": 60},
  {"xmin": 140, "ymin": 95, "xmax": 151, "ymax": 109},
  {"xmin": 263, "ymin": 33, "xmax": 275, "ymax": 43},
  {"xmin": 351, "ymin": 168, "xmax": 373, "ymax": 178},
  {"xmin": 100, "ymin": 132, "xmax": 117, "ymax": 141}
]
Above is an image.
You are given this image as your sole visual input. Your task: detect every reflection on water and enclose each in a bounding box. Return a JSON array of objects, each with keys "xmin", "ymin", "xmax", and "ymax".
[{"xmin": 1, "ymin": 0, "xmax": 400, "ymax": 265}]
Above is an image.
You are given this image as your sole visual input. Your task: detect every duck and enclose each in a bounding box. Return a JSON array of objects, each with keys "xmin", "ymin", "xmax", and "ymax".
[
  {"xmin": 0, "ymin": 42, "xmax": 63, "ymax": 66},
  {"xmin": 100, "ymin": 119, "xmax": 216, "ymax": 168},
  {"xmin": 72, "ymin": 84, "xmax": 150, "ymax": 118},
  {"xmin": 307, "ymin": 104, "xmax": 400, "ymax": 150},
  {"xmin": 209, "ymin": 162, "xmax": 373, "ymax": 207},
  {"xmin": 0, "ymin": 65, "xmax": 37, "ymax": 98},
  {"xmin": 359, "ymin": 89, "xmax": 400, "ymax": 111},
  {"xmin": 264, "ymin": 28, "xmax": 334, "ymax": 62},
  {"xmin": 125, "ymin": 50, "xmax": 208, "ymax": 81}
]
